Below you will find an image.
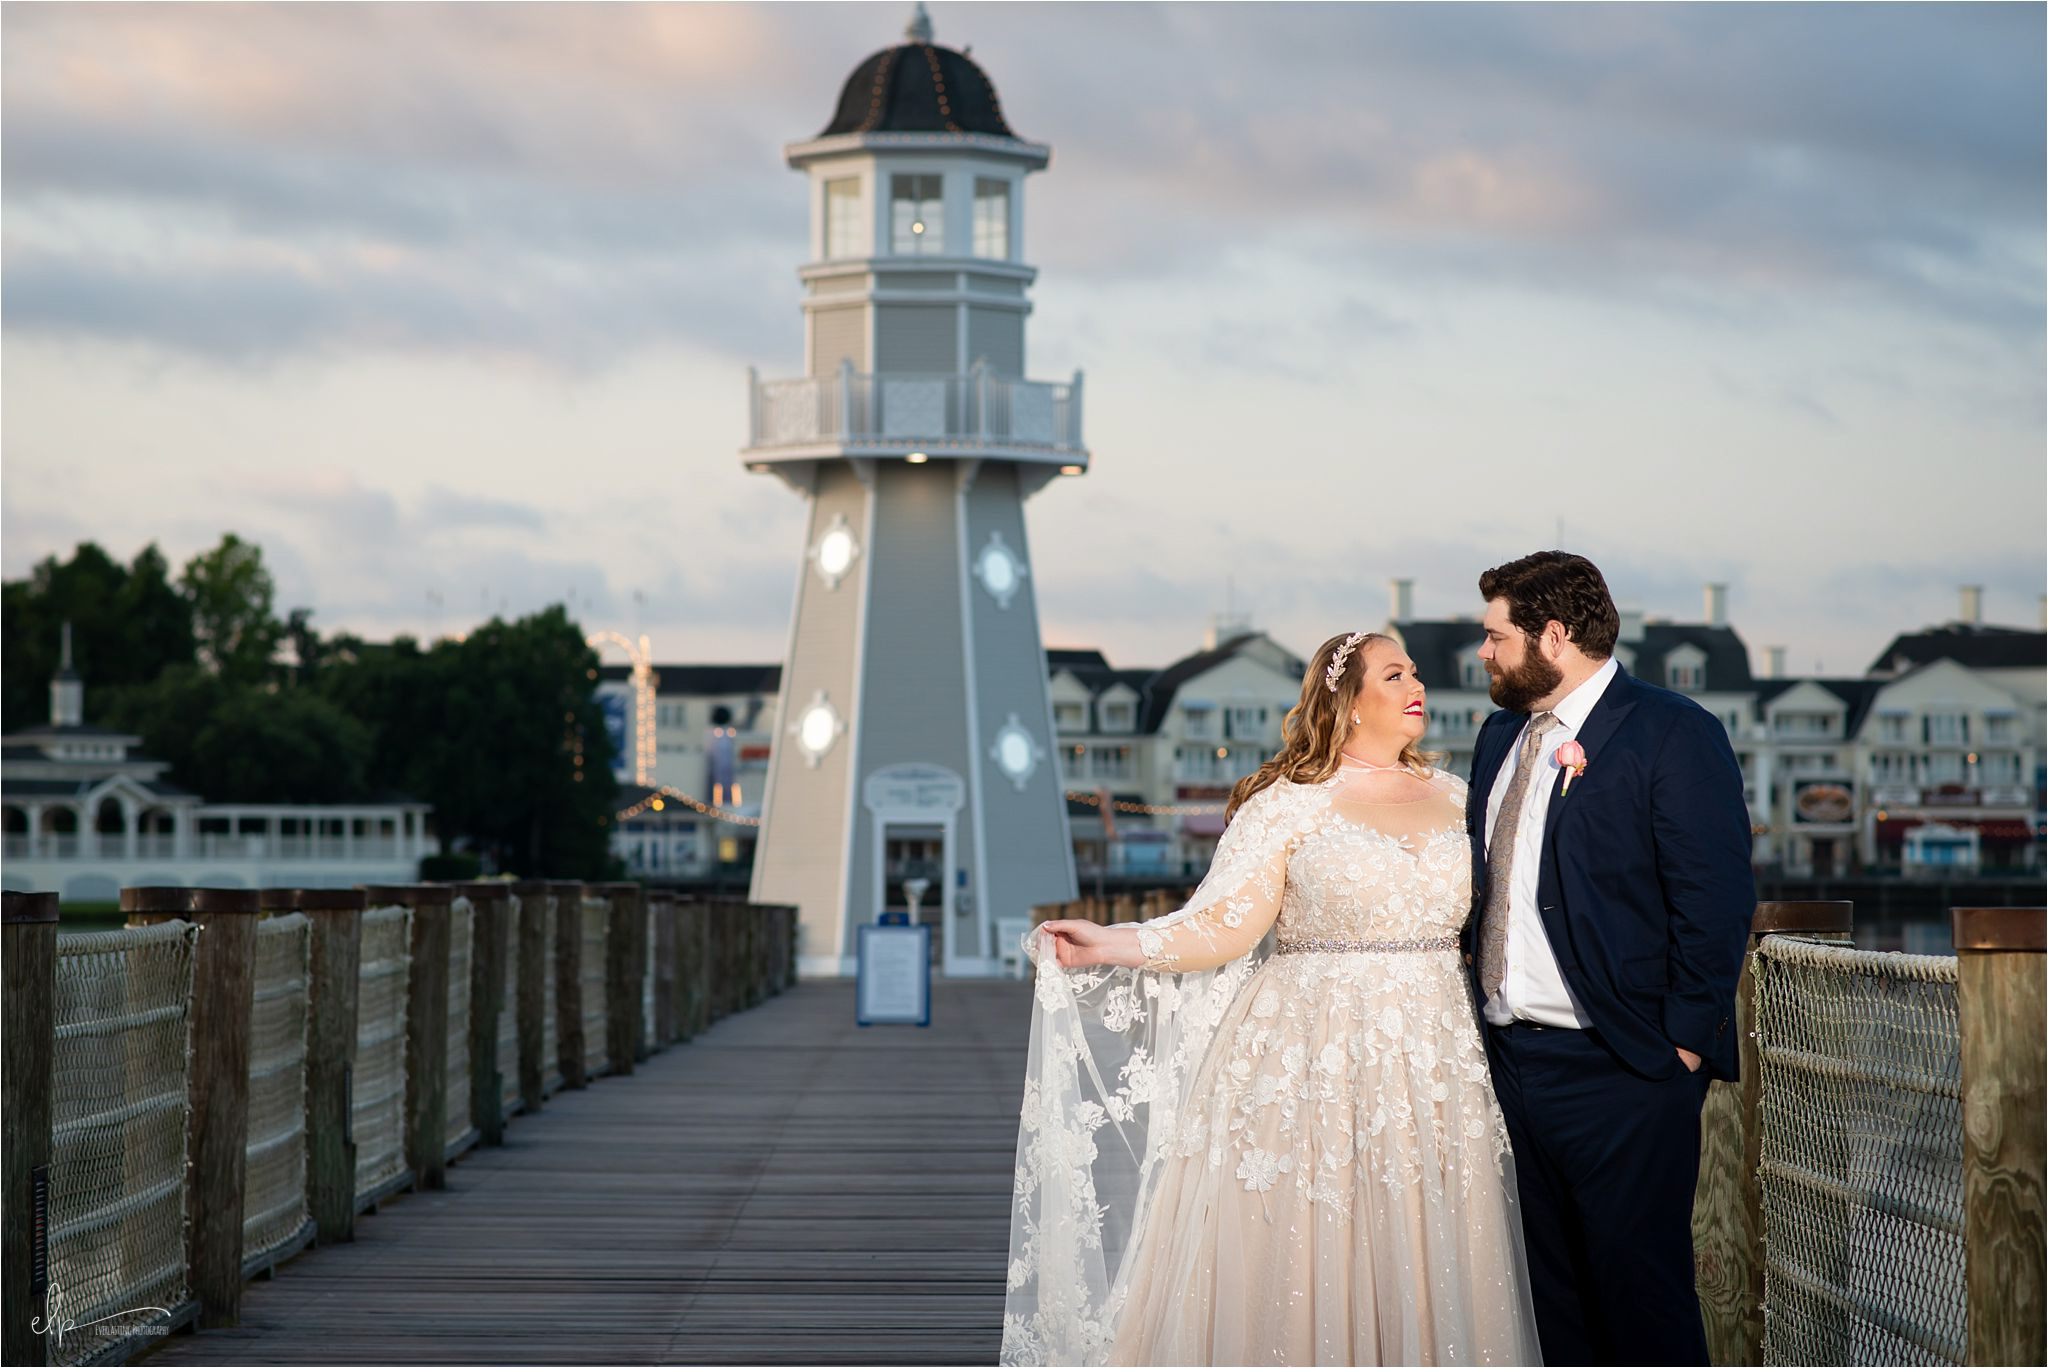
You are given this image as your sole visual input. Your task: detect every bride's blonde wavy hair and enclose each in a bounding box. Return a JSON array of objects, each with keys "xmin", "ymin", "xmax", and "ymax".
[{"xmin": 1224, "ymin": 631, "xmax": 1440, "ymax": 823}]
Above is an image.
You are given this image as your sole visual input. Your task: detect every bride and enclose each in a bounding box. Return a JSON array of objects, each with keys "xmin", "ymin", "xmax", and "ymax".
[{"xmin": 1002, "ymin": 631, "xmax": 1542, "ymax": 1366}]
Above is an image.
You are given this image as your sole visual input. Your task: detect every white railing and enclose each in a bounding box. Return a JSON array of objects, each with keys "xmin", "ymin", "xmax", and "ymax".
[{"xmin": 747, "ymin": 364, "xmax": 1084, "ymax": 454}]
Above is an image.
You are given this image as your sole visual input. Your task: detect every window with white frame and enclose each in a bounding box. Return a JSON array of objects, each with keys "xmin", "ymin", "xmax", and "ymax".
[
  {"xmin": 1225, "ymin": 706, "xmax": 1267, "ymax": 740},
  {"xmin": 1094, "ymin": 745, "xmax": 1132, "ymax": 779},
  {"xmin": 1879, "ymin": 715, "xmax": 1907, "ymax": 742},
  {"xmin": 973, "ymin": 178, "xmax": 1009, "ymax": 259},
  {"xmin": 1182, "ymin": 704, "xmax": 1215, "ymax": 738},
  {"xmin": 1461, "ymin": 654, "xmax": 1489, "ymax": 690},
  {"xmin": 1668, "ymin": 661, "xmax": 1704, "ymax": 691},
  {"xmin": 825, "ymin": 177, "xmax": 863, "ymax": 258},
  {"xmin": 1053, "ymin": 701, "xmax": 1087, "ymax": 732},
  {"xmin": 1924, "ymin": 713, "xmax": 1968, "ymax": 744},
  {"xmin": 1987, "ymin": 715, "xmax": 2015, "ymax": 743},
  {"xmin": 1101, "ymin": 700, "xmax": 1133, "ymax": 732},
  {"xmin": 891, "ymin": 174, "xmax": 943, "ymax": 255}
]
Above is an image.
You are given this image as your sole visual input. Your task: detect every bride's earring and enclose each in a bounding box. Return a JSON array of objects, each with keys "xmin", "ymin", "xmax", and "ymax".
[{"xmin": 1350, "ymin": 712, "xmax": 1362, "ymax": 725}]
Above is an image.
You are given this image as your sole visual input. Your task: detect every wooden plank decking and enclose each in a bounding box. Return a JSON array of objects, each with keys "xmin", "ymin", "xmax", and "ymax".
[{"xmin": 142, "ymin": 980, "xmax": 1032, "ymax": 1365}]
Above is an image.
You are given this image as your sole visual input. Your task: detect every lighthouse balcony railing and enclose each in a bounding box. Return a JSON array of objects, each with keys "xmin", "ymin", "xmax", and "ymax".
[{"xmin": 747, "ymin": 363, "xmax": 1084, "ymax": 455}]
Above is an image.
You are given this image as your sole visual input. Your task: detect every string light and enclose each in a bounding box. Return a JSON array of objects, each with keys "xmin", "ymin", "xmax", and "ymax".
[{"xmin": 616, "ymin": 784, "xmax": 763, "ymax": 828}]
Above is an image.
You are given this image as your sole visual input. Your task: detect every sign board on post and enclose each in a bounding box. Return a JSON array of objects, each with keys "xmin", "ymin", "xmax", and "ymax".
[{"xmin": 856, "ymin": 924, "xmax": 931, "ymax": 1027}]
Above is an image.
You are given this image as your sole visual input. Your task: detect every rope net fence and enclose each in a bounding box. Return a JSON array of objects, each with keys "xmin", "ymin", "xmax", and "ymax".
[
  {"xmin": 579, "ymin": 895, "xmax": 608, "ymax": 1077},
  {"xmin": 1753, "ymin": 936, "xmax": 1965, "ymax": 1366},
  {"xmin": 352, "ymin": 905, "xmax": 412, "ymax": 1200},
  {"xmin": 642, "ymin": 902, "xmax": 657, "ymax": 1043},
  {"xmin": 444, "ymin": 897, "xmax": 474, "ymax": 1152},
  {"xmin": 498, "ymin": 894, "xmax": 522, "ymax": 1114},
  {"xmin": 48, "ymin": 920, "xmax": 200, "ymax": 1366},
  {"xmin": 242, "ymin": 913, "xmax": 311, "ymax": 1270}
]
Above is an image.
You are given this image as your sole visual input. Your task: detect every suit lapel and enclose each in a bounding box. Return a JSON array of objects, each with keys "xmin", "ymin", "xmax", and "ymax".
[{"xmin": 1543, "ymin": 664, "xmax": 1638, "ymax": 857}]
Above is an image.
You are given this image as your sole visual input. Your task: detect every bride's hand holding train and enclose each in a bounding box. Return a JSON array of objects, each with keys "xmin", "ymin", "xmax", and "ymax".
[{"xmin": 1034, "ymin": 920, "xmax": 1144, "ymax": 969}]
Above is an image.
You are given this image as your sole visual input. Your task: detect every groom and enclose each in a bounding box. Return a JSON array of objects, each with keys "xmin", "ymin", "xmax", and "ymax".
[{"xmin": 1464, "ymin": 551, "xmax": 1753, "ymax": 1366}]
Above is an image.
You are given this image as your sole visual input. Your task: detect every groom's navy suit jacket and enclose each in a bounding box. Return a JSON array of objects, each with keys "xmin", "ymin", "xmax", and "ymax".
[{"xmin": 1465, "ymin": 664, "xmax": 1756, "ymax": 1082}]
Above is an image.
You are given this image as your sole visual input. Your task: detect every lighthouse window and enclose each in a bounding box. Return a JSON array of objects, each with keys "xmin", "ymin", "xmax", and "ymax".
[
  {"xmin": 892, "ymin": 174, "xmax": 944, "ymax": 255},
  {"xmin": 973, "ymin": 178, "xmax": 1009, "ymax": 259},
  {"xmin": 824, "ymin": 177, "xmax": 863, "ymax": 258}
]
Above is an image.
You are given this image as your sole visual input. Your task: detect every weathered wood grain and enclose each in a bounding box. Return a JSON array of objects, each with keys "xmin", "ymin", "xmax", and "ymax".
[
  {"xmin": 141, "ymin": 979, "xmax": 1031, "ymax": 1365},
  {"xmin": 265, "ymin": 888, "xmax": 366, "ymax": 1246},
  {"xmin": 3, "ymin": 892, "xmax": 58, "ymax": 1368},
  {"xmin": 127, "ymin": 886, "xmax": 262, "ymax": 1328},
  {"xmin": 551, "ymin": 882, "xmax": 588, "ymax": 1091},
  {"xmin": 511, "ymin": 883, "xmax": 549, "ymax": 1114},
  {"xmin": 1957, "ymin": 906, "xmax": 2046, "ymax": 1367}
]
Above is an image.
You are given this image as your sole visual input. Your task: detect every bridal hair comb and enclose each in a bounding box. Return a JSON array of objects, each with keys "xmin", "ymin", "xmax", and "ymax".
[{"xmin": 1325, "ymin": 631, "xmax": 1369, "ymax": 693}]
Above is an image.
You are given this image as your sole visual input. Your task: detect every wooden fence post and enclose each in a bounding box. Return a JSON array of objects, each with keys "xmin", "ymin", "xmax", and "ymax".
[
  {"xmin": 600, "ymin": 883, "xmax": 640, "ymax": 1076},
  {"xmin": 362, "ymin": 885, "xmax": 450, "ymax": 1192},
  {"xmin": 1954, "ymin": 906, "xmax": 2046, "ymax": 1367},
  {"xmin": 549, "ymin": 881, "xmax": 587, "ymax": 1089},
  {"xmin": 1693, "ymin": 900, "xmax": 1853, "ymax": 1366},
  {"xmin": 675, "ymin": 896, "xmax": 704, "ymax": 1040},
  {"xmin": 4, "ymin": 892, "xmax": 58, "ymax": 1367},
  {"xmin": 453, "ymin": 884, "xmax": 511, "ymax": 1146},
  {"xmin": 650, "ymin": 892, "xmax": 678, "ymax": 1047},
  {"xmin": 124, "ymin": 886, "xmax": 261, "ymax": 1328},
  {"xmin": 508, "ymin": 882, "xmax": 549, "ymax": 1112},
  {"xmin": 260, "ymin": 888, "xmax": 363, "ymax": 1246}
]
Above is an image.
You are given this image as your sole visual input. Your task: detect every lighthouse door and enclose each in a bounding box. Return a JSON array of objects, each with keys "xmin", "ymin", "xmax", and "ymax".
[{"xmin": 863, "ymin": 763, "xmax": 969, "ymax": 975}]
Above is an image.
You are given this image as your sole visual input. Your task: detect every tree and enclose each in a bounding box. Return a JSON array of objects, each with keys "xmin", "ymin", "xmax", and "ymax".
[
  {"xmin": 98, "ymin": 666, "xmax": 371, "ymax": 804},
  {"xmin": 181, "ymin": 533, "xmax": 284, "ymax": 684},
  {"xmin": 1, "ymin": 541, "xmax": 197, "ymax": 732}
]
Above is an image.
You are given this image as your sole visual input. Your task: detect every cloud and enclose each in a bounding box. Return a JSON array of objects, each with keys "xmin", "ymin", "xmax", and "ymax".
[{"xmin": 2, "ymin": 2, "xmax": 2039, "ymax": 368}]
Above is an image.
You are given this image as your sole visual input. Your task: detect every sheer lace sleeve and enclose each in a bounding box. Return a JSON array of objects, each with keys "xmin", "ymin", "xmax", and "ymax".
[
  {"xmin": 1002, "ymin": 779, "xmax": 1330, "ymax": 1366},
  {"xmin": 1130, "ymin": 783, "xmax": 1298, "ymax": 972}
]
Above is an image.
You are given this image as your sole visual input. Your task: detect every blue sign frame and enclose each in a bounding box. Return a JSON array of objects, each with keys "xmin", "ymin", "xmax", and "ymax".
[{"xmin": 855, "ymin": 923, "xmax": 932, "ymax": 1027}]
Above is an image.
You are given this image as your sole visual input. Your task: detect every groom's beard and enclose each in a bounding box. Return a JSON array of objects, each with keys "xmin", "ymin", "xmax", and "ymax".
[{"xmin": 1487, "ymin": 650, "xmax": 1564, "ymax": 713}]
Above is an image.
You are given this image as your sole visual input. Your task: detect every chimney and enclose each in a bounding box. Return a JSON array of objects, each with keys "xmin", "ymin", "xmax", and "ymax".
[
  {"xmin": 1959, "ymin": 585, "xmax": 1982, "ymax": 625},
  {"xmin": 50, "ymin": 621, "xmax": 83, "ymax": 728},
  {"xmin": 1765, "ymin": 646, "xmax": 1787, "ymax": 679},
  {"xmin": 1389, "ymin": 578, "xmax": 1414, "ymax": 623},
  {"xmin": 1618, "ymin": 609, "xmax": 1645, "ymax": 645},
  {"xmin": 1704, "ymin": 582, "xmax": 1728, "ymax": 626}
]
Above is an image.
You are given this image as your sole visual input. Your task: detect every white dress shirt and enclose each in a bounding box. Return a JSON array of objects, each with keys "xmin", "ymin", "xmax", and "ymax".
[{"xmin": 1481, "ymin": 655, "xmax": 1619, "ymax": 1029}]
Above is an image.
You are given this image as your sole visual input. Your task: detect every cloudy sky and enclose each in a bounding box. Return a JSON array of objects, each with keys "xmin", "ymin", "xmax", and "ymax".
[{"xmin": 4, "ymin": 2, "xmax": 2042, "ymax": 679}]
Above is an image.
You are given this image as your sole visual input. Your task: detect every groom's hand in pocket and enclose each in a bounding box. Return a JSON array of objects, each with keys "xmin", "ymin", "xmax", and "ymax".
[{"xmin": 1676, "ymin": 1046, "xmax": 1703, "ymax": 1073}]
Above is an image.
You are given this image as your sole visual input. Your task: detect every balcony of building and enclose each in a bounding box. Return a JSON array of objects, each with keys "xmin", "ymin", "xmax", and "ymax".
[{"xmin": 744, "ymin": 362, "xmax": 1086, "ymax": 466}]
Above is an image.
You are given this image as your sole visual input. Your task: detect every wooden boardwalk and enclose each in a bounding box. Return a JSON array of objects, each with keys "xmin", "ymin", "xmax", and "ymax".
[{"xmin": 143, "ymin": 980, "xmax": 1032, "ymax": 1365}]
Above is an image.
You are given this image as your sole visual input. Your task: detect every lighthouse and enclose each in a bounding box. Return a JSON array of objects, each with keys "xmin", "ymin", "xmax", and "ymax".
[{"xmin": 744, "ymin": 5, "xmax": 1084, "ymax": 977}]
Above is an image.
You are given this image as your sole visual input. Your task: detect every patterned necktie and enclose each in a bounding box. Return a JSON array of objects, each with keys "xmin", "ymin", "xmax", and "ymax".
[{"xmin": 1480, "ymin": 711, "xmax": 1562, "ymax": 998}]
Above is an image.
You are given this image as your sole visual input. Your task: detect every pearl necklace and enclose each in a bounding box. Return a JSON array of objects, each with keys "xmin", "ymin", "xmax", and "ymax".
[{"xmin": 1337, "ymin": 755, "xmax": 1403, "ymax": 773}]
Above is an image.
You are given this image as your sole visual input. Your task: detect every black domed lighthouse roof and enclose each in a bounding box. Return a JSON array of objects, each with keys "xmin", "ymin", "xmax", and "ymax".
[{"xmin": 819, "ymin": 4, "xmax": 1021, "ymax": 140}]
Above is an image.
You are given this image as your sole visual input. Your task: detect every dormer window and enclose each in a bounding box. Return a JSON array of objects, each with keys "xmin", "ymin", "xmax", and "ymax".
[
  {"xmin": 1461, "ymin": 652, "xmax": 1488, "ymax": 690},
  {"xmin": 825, "ymin": 177, "xmax": 864, "ymax": 258},
  {"xmin": 1101, "ymin": 700, "xmax": 1133, "ymax": 733},
  {"xmin": 892, "ymin": 174, "xmax": 943, "ymax": 255},
  {"xmin": 973, "ymin": 178, "xmax": 1009, "ymax": 259},
  {"xmin": 1668, "ymin": 662, "xmax": 1703, "ymax": 691}
]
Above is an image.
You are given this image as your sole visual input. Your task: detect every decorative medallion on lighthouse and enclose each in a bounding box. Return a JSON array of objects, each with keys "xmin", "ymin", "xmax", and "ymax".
[{"xmin": 744, "ymin": 5, "xmax": 1085, "ymax": 977}]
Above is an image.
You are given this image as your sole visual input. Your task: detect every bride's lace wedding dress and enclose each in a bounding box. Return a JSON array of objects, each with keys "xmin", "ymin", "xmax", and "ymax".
[{"xmin": 1003, "ymin": 768, "xmax": 1542, "ymax": 1366}]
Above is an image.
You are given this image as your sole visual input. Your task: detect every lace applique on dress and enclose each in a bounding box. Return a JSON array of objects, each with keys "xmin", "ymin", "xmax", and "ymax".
[{"xmin": 1002, "ymin": 767, "xmax": 1540, "ymax": 1367}]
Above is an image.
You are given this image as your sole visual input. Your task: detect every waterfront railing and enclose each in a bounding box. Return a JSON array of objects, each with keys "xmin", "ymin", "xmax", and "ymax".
[{"xmin": 2, "ymin": 884, "xmax": 797, "ymax": 1366}]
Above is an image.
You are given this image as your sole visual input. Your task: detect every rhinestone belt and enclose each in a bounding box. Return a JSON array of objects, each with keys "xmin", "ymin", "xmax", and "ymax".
[{"xmin": 1275, "ymin": 935, "xmax": 1460, "ymax": 955}]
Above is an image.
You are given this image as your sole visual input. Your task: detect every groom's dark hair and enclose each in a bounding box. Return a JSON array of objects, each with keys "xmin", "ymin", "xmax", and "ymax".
[{"xmin": 1478, "ymin": 552, "xmax": 1620, "ymax": 659}]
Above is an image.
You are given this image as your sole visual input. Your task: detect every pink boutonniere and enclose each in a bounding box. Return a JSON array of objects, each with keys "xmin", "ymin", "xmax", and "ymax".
[{"xmin": 1556, "ymin": 739, "xmax": 1589, "ymax": 795}]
